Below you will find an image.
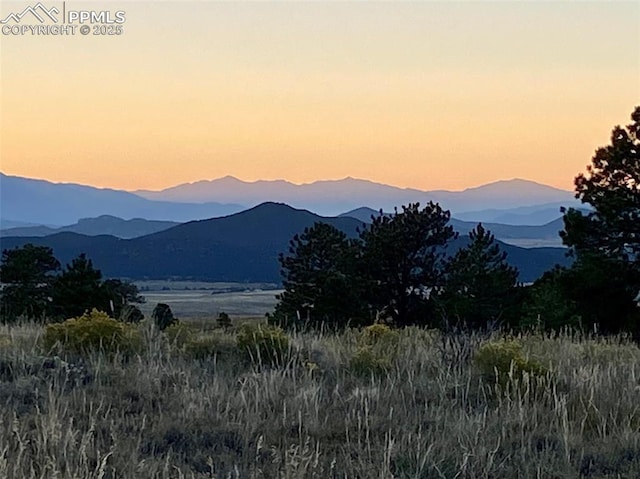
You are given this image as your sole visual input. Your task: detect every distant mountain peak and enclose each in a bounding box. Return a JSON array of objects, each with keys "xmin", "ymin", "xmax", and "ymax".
[
  {"xmin": 218, "ymin": 175, "xmax": 243, "ymax": 182},
  {"xmin": 246, "ymin": 201, "xmax": 294, "ymax": 210},
  {"xmin": 79, "ymin": 214, "xmax": 121, "ymax": 221},
  {"xmin": 241, "ymin": 201, "xmax": 311, "ymax": 215},
  {"xmin": 463, "ymin": 178, "xmax": 572, "ymax": 193}
]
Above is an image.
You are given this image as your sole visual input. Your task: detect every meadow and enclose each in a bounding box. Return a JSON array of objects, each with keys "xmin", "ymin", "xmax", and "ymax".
[
  {"xmin": 1, "ymin": 318, "xmax": 640, "ymax": 479},
  {"xmin": 134, "ymin": 281, "xmax": 281, "ymax": 318}
]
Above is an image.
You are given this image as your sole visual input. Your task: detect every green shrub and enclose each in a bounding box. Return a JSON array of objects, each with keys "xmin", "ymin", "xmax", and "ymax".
[
  {"xmin": 361, "ymin": 323, "xmax": 398, "ymax": 346},
  {"xmin": 349, "ymin": 323, "xmax": 399, "ymax": 376},
  {"xmin": 350, "ymin": 346, "xmax": 392, "ymax": 376},
  {"xmin": 473, "ymin": 339, "xmax": 546, "ymax": 388},
  {"xmin": 164, "ymin": 321, "xmax": 193, "ymax": 348},
  {"xmin": 42, "ymin": 309, "xmax": 140, "ymax": 356},
  {"xmin": 163, "ymin": 323, "xmax": 242, "ymax": 362},
  {"xmin": 183, "ymin": 332, "xmax": 238, "ymax": 361},
  {"xmin": 236, "ymin": 323, "xmax": 289, "ymax": 367}
]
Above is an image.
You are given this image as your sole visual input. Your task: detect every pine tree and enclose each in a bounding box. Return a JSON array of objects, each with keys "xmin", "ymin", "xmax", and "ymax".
[
  {"xmin": 560, "ymin": 106, "xmax": 640, "ymax": 335},
  {"xmin": 274, "ymin": 222, "xmax": 366, "ymax": 329},
  {"xmin": 359, "ymin": 202, "xmax": 456, "ymax": 326},
  {"xmin": 562, "ymin": 106, "xmax": 640, "ymax": 268},
  {"xmin": 51, "ymin": 253, "xmax": 105, "ymax": 319},
  {"xmin": 438, "ymin": 224, "xmax": 519, "ymax": 329},
  {"xmin": 0, "ymin": 244, "xmax": 60, "ymax": 321}
]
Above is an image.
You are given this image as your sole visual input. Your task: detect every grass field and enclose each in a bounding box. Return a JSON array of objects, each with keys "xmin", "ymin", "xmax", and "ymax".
[
  {"xmin": 138, "ymin": 289, "xmax": 282, "ymax": 318},
  {"xmin": 1, "ymin": 320, "xmax": 640, "ymax": 478},
  {"xmin": 133, "ymin": 281, "xmax": 282, "ymax": 318}
]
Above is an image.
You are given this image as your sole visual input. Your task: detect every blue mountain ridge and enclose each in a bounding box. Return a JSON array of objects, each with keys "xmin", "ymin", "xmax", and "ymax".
[{"xmin": 0, "ymin": 202, "xmax": 572, "ymax": 283}]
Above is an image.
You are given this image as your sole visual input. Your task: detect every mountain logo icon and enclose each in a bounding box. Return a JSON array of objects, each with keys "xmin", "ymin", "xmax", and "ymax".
[{"xmin": 0, "ymin": 3, "xmax": 60, "ymax": 24}]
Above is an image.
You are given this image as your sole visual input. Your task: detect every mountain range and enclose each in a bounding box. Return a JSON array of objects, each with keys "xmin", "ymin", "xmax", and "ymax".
[
  {"xmin": 135, "ymin": 176, "xmax": 578, "ymax": 216},
  {"xmin": 0, "ymin": 203, "xmax": 572, "ymax": 283},
  {"xmin": 0, "ymin": 173, "xmax": 580, "ymax": 225},
  {"xmin": 1, "ymin": 209, "xmax": 567, "ymax": 247},
  {"xmin": 0, "ymin": 173, "xmax": 243, "ymax": 225}
]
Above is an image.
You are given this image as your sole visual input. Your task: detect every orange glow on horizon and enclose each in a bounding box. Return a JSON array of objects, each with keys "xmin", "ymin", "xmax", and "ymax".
[{"xmin": 1, "ymin": 1, "xmax": 638, "ymax": 193}]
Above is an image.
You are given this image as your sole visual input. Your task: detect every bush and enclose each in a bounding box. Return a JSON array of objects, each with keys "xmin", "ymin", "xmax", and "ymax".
[
  {"xmin": 42, "ymin": 309, "xmax": 140, "ymax": 356},
  {"xmin": 236, "ymin": 323, "xmax": 289, "ymax": 367},
  {"xmin": 349, "ymin": 323, "xmax": 399, "ymax": 376},
  {"xmin": 473, "ymin": 339, "xmax": 546, "ymax": 388},
  {"xmin": 217, "ymin": 312, "xmax": 232, "ymax": 329},
  {"xmin": 164, "ymin": 321, "xmax": 193, "ymax": 348},
  {"xmin": 350, "ymin": 346, "xmax": 392, "ymax": 376},
  {"xmin": 361, "ymin": 323, "xmax": 398, "ymax": 346},
  {"xmin": 152, "ymin": 303, "xmax": 177, "ymax": 331},
  {"xmin": 163, "ymin": 323, "xmax": 239, "ymax": 362},
  {"xmin": 183, "ymin": 332, "xmax": 238, "ymax": 361},
  {"xmin": 119, "ymin": 304, "xmax": 144, "ymax": 323}
]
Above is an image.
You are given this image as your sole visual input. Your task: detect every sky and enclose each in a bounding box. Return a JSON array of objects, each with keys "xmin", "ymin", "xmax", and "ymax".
[{"xmin": 1, "ymin": 0, "xmax": 639, "ymax": 192}]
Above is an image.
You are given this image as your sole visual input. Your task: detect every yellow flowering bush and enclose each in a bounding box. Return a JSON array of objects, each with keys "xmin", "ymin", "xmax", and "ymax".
[{"xmin": 43, "ymin": 309, "xmax": 140, "ymax": 356}]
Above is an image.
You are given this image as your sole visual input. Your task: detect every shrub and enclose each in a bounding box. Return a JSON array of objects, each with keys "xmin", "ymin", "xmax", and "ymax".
[
  {"xmin": 236, "ymin": 323, "xmax": 289, "ymax": 367},
  {"xmin": 164, "ymin": 321, "xmax": 193, "ymax": 348},
  {"xmin": 217, "ymin": 312, "xmax": 232, "ymax": 329},
  {"xmin": 152, "ymin": 303, "xmax": 177, "ymax": 331},
  {"xmin": 349, "ymin": 323, "xmax": 399, "ymax": 376},
  {"xmin": 350, "ymin": 346, "xmax": 392, "ymax": 376},
  {"xmin": 183, "ymin": 332, "xmax": 238, "ymax": 361},
  {"xmin": 163, "ymin": 323, "xmax": 239, "ymax": 361},
  {"xmin": 119, "ymin": 304, "xmax": 144, "ymax": 323},
  {"xmin": 42, "ymin": 309, "xmax": 140, "ymax": 356},
  {"xmin": 361, "ymin": 323, "xmax": 398, "ymax": 346},
  {"xmin": 473, "ymin": 339, "xmax": 546, "ymax": 388}
]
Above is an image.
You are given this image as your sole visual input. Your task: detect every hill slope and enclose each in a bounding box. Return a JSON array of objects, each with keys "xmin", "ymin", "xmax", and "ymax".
[{"xmin": 1, "ymin": 216, "xmax": 179, "ymax": 239}]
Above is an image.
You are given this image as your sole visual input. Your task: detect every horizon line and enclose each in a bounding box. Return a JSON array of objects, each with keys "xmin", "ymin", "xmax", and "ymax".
[{"xmin": 0, "ymin": 171, "xmax": 574, "ymax": 194}]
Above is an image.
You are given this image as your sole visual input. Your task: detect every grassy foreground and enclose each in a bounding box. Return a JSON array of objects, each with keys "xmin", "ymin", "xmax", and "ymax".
[{"xmin": 1, "ymin": 320, "xmax": 640, "ymax": 478}]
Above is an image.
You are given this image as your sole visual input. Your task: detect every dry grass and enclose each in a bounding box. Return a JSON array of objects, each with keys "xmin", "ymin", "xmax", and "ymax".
[{"xmin": 1, "ymin": 321, "xmax": 640, "ymax": 478}]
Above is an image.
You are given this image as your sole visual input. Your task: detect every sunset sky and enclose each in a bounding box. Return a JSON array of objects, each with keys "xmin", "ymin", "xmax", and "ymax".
[{"xmin": 1, "ymin": 1, "xmax": 639, "ymax": 192}]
